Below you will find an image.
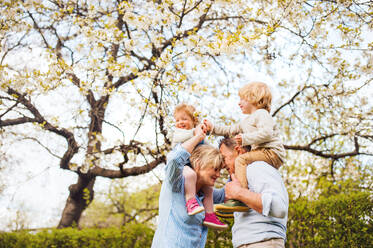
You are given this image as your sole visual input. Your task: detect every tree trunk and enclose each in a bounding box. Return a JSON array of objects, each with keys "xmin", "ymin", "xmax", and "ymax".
[
  {"xmin": 57, "ymin": 96, "xmax": 106, "ymax": 228},
  {"xmin": 57, "ymin": 175, "xmax": 96, "ymax": 228}
]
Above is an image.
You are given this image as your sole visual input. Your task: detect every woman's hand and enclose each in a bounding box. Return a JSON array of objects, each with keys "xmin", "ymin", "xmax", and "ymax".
[{"xmin": 182, "ymin": 124, "xmax": 206, "ymax": 153}]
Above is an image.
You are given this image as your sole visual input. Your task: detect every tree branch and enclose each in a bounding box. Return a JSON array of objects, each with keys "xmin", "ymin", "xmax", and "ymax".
[
  {"xmin": 89, "ymin": 156, "xmax": 166, "ymax": 178},
  {"xmin": 4, "ymin": 88, "xmax": 79, "ymax": 170},
  {"xmin": 284, "ymin": 134, "xmax": 371, "ymax": 160},
  {"xmin": 272, "ymin": 85, "xmax": 313, "ymax": 117}
]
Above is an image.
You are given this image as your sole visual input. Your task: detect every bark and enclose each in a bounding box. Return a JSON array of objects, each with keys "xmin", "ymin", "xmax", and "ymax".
[
  {"xmin": 57, "ymin": 174, "xmax": 96, "ymax": 228},
  {"xmin": 57, "ymin": 93, "xmax": 106, "ymax": 228}
]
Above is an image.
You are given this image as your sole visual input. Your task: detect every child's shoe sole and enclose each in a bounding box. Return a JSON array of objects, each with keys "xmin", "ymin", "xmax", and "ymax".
[
  {"xmin": 188, "ymin": 206, "xmax": 205, "ymax": 216},
  {"xmin": 202, "ymin": 221, "xmax": 228, "ymax": 230},
  {"xmin": 215, "ymin": 210, "xmax": 234, "ymax": 218},
  {"xmin": 214, "ymin": 200, "xmax": 249, "ymax": 212}
]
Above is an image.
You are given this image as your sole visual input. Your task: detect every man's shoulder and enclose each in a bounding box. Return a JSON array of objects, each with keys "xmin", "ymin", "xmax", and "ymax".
[
  {"xmin": 246, "ymin": 161, "xmax": 280, "ymax": 177},
  {"xmin": 245, "ymin": 161, "xmax": 286, "ymax": 194},
  {"xmin": 247, "ymin": 161, "xmax": 275, "ymax": 169}
]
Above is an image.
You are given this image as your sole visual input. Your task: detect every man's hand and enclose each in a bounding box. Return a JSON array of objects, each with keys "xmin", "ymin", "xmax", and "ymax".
[
  {"xmin": 225, "ymin": 174, "xmax": 243, "ymax": 200},
  {"xmin": 225, "ymin": 174, "xmax": 263, "ymax": 213},
  {"xmin": 234, "ymin": 134, "xmax": 242, "ymax": 146}
]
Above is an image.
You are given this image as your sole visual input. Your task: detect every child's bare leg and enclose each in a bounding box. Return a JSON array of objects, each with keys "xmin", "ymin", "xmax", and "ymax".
[
  {"xmin": 202, "ymin": 185, "xmax": 228, "ymax": 229},
  {"xmin": 201, "ymin": 186, "xmax": 214, "ymax": 213},
  {"xmin": 184, "ymin": 166, "xmax": 205, "ymax": 215},
  {"xmin": 183, "ymin": 166, "xmax": 197, "ymax": 201}
]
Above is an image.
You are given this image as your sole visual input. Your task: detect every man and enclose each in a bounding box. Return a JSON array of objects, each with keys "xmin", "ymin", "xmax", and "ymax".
[{"xmin": 216, "ymin": 138, "xmax": 288, "ymax": 248}]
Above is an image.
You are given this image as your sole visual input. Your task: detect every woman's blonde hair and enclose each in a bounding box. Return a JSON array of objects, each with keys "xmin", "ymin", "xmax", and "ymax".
[
  {"xmin": 238, "ymin": 82, "xmax": 272, "ymax": 112},
  {"xmin": 190, "ymin": 145, "xmax": 223, "ymax": 170},
  {"xmin": 174, "ymin": 103, "xmax": 199, "ymax": 126}
]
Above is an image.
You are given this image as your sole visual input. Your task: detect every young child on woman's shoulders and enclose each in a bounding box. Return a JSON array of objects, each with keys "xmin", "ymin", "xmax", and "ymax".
[{"xmin": 171, "ymin": 103, "xmax": 227, "ymax": 229}]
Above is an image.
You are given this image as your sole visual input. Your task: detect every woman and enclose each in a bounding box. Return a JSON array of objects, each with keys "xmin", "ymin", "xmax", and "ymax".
[{"xmin": 151, "ymin": 124, "xmax": 225, "ymax": 248}]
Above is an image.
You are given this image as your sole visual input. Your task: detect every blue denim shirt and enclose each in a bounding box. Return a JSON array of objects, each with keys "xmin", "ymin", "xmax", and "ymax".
[{"xmin": 151, "ymin": 144, "xmax": 225, "ymax": 248}]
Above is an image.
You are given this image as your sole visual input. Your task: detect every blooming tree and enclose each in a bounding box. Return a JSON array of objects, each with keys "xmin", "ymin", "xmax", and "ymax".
[{"xmin": 0, "ymin": 0, "xmax": 372, "ymax": 227}]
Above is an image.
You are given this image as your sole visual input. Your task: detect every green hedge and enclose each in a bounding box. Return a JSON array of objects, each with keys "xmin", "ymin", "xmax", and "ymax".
[
  {"xmin": 286, "ymin": 191, "xmax": 373, "ymax": 248},
  {"xmin": 0, "ymin": 223, "xmax": 154, "ymax": 248},
  {"xmin": 206, "ymin": 218, "xmax": 234, "ymax": 248},
  {"xmin": 205, "ymin": 191, "xmax": 373, "ymax": 248},
  {"xmin": 1, "ymin": 192, "xmax": 371, "ymax": 248}
]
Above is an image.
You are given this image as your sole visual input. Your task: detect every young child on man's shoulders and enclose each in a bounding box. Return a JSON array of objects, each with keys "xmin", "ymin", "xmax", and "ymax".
[{"xmin": 204, "ymin": 82, "xmax": 285, "ymax": 212}]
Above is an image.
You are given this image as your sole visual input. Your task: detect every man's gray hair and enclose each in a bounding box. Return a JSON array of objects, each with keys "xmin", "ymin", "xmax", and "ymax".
[{"xmin": 218, "ymin": 137, "xmax": 251, "ymax": 152}]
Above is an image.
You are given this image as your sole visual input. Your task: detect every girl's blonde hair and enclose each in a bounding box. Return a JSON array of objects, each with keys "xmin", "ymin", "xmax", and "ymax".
[
  {"xmin": 174, "ymin": 103, "xmax": 199, "ymax": 126},
  {"xmin": 190, "ymin": 145, "xmax": 223, "ymax": 170},
  {"xmin": 238, "ymin": 82, "xmax": 272, "ymax": 112}
]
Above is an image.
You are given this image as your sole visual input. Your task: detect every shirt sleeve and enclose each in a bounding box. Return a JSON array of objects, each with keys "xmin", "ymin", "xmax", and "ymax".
[
  {"xmin": 165, "ymin": 144, "xmax": 190, "ymax": 192},
  {"xmin": 247, "ymin": 162, "xmax": 288, "ymax": 219},
  {"xmin": 241, "ymin": 109, "xmax": 276, "ymax": 146},
  {"xmin": 213, "ymin": 187, "xmax": 225, "ymax": 204},
  {"xmin": 261, "ymin": 192, "xmax": 287, "ymax": 218},
  {"xmin": 212, "ymin": 122, "xmax": 242, "ymax": 137}
]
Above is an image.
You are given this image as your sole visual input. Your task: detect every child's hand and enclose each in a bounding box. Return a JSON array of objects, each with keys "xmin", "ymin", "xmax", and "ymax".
[
  {"xmin": 203, "ymin": 119, "xmax": 213, "ymax": 133},
  {"xmin": 201, "ymin": 123, "xmax": 208, "ymax": 134},
  {"xmin": 195, "ymin": 124, "xmax": 207, "ymax": 140},
  {"xmin": 234, "ymin": 134, "xmax": 242, "ymax": 146},
  {"xmin": 194, "ymin": 123, "xmax": 207, "ymax": 134}
]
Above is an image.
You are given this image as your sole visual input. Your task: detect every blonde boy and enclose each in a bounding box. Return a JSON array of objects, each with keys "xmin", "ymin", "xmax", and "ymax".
[{"xmin": 204, "ymin": 82, "xmax": 285, "ymax": 211}]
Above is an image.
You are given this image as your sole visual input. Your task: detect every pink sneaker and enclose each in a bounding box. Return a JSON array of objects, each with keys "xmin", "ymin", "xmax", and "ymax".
[
  {"xmin": 186, "ymin": 197, "xmax": 205, "ymax": 215},
  {"xmin": 203, "ymin": 213, "xmax": 228, "ymax": 230}
]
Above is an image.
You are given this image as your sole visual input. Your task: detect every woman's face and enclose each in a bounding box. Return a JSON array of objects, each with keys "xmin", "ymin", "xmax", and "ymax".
[{"xmin": 196, "ymin": 165, "xmax": 221, "ymax": 187}]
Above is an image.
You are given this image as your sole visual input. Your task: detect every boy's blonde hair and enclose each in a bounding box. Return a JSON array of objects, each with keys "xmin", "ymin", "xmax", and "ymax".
[
  {"xmin": 238, "ymin": 82, "xmax": 272, "ymax": 112},
  {"xmin": 190, "ymin": 145, "xmax": 223, "ymax": 170},
  {"xmin": 174, "ymin": 103, "xmax": 199, "ymax": 126}
]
